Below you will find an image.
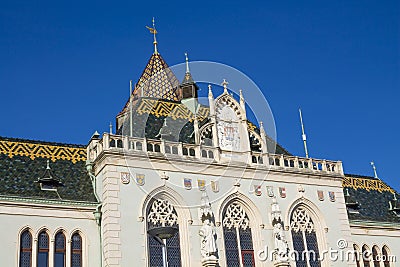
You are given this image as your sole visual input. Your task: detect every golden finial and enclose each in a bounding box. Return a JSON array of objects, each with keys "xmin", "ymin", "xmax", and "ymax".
[{"xmin": 146, "ymin": 17, "xmax": 158, "ymax": 54}]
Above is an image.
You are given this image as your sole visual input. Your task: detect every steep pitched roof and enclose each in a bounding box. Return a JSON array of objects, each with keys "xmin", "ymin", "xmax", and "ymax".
[
  {"xmin": 0, "ymin": 136, "xmax": 96, "ymax": 203},
  {"xmin": 343, "ymin": 174, "xmax": 400, "ymax": 223},
  {"xmin": 119, "ymin": 53, "xmax": 181, "ymax": 116}
]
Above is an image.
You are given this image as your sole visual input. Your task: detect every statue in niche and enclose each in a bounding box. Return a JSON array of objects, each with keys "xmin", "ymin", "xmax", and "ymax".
[
  {"xmin": 199, "ymin": 219, "xmax": 218, "ymax": 259},
  {"xmin": 273, "ymin": 222, "xmax": 289, "ymax": 261}
]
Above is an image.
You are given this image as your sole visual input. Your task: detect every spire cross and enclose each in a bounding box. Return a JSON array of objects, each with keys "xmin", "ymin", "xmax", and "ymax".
[
  {"xmin": 222, "ymin": 79, "xmax": 229, "ymax": 93},
  {"xmin": 185, "ymin": 52, "xmax": 190, "ymax": 73}
]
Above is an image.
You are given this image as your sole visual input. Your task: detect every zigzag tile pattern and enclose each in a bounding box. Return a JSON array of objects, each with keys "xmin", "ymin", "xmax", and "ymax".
[
  {"xmin": 343, "ymin": 176, "xmax": 394, "ymax": 193},
  {"xmin": 136, "ymin": 99, "xmax": 209, "ymax": 121},
  {"xmin": 0, "ymin": 139, "xmax": 86, "ymax": 163}
]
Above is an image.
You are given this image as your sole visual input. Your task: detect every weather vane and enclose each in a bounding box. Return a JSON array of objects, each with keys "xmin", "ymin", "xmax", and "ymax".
[{"xmin": 146, "ymin": 17, "xmax": 158, "ymax": 54}]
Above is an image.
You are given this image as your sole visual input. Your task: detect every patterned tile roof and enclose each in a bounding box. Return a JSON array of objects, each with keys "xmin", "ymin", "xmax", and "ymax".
[
  {"xmin": 119, "ymin": 53, "xmax": 181, "ymax": 116},
  {"xmin": 0, "ymin": 137, "xmax": 96, "ymax": 203},
  {"xmin": 343, "ymin": 174, "xmax": 400, "ymax": 223}
]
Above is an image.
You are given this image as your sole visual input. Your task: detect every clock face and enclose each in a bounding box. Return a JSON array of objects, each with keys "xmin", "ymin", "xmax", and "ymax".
[{"xmin": 217, "ymin": 106, "xmax": 240, "ymax": 151}]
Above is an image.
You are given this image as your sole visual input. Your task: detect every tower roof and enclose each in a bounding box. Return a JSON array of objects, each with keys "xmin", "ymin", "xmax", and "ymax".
[
  {"xmin": 135, "ymin": 53, "xmax": 180, "ymax": 100},
  {"xmin": 119, "ymin": 53, "xmax": 181, "ymax": 116}
]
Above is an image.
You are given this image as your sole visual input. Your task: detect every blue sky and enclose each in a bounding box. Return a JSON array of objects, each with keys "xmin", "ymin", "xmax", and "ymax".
[{"xmin": 0, "ymin": 0, "xmax": 399, "ymax": 190}]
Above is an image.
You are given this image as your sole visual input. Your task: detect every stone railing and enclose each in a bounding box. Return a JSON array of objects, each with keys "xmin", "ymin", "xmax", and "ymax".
[{"xmin": 87, "ymin": 133, "xmax": 343, "ymax": 175}]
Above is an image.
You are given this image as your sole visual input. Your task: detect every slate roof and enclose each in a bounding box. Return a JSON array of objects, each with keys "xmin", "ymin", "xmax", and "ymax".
[
  {"xmin": 343, "ymin": 174, "xmax": 400, "ymax": 224},
  {"xmin": 0, "ymin": 136, "xmax": 97, "ymax": 203}
]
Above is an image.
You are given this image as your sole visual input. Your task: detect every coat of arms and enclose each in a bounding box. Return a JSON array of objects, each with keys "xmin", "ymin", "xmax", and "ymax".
[
  {"xmin": 317, "ymin": 190, "xmax": 324, "ymax": 201},
  {"xmin": 279, "ymin": 187, "xmax": 286, "ymax": 198},
  {"xmin": 211, "ymin": 181, "xmax": 219, "ymax": 193},
  {"xmin": 254, "ymin": 185, "xmax": 262, "ymax": 196},
  {"xmin": 184, "ymin": 178, "xmax": 192, "ymax": 190},
  {"xmin": 266, "ymin": 186, "xmax": 274, "ymax": 197},
  {"xmin": 329, "ymin": 191, "xmax": 336, "ymax": 202},
  {"xmin": 120, "ymin": 172, "xmax": 130, "ymax": 184},
  {"xmin": 198, "ymin": 179, "xmax": 206, "ymax": 191},
  {"xmin": 135, "ymin": 173, "xmax": 145, "ymax": 186}
]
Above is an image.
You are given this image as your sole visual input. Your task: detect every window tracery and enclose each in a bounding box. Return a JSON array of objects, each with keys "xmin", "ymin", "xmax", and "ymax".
[
  {"xmin": 222, "ymin": 202, "xmax": 255, "ymax": 267},
  {"xmin": 290, "ymin": 206, "xmax": 321, "ymax": 267}
]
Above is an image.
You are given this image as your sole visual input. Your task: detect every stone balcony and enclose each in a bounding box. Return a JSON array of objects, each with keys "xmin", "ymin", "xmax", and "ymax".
[{"xmin": 87, "ymin": 133, "xmax": 344, "ymax": 176}]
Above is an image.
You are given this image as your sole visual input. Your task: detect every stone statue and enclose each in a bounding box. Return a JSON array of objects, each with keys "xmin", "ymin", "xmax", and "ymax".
[
  {"xmin": 199, "ymin": 219, "xmax": 217, "ymax": 259},
  {"xmin": 273, "ymin": 222, "xmax": 289, "ymax": 261}
]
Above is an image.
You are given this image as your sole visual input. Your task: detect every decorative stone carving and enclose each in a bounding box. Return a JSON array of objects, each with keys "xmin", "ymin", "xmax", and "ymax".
[
  {"xmin": 270, "ymin": 197, "xmax": 290, "ymax": 266},
  {"xmin": 199, "ymin": 219, "xmax": 218, "ymax": 259},
  {"xmin": 290, "ymin": 207, "xmax": 314, "ymax": 233},
  {"xmin": 222, "ymin": 202, "xmax": 250, "ymax": 230},
  {"xmin": 147, "ymin": 199, "xmax": 177, "ymax": 227},
  {"xmin": 199, "ymin": 191, "xmax": 219, "ymax": 266}
]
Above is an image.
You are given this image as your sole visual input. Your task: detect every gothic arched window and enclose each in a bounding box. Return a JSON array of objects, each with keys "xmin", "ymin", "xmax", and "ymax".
[
  {"xmin": 362, "ymin": 245, "xmax": 371, "ymax": 267},
  {"xmin": 222, "ymin": 202, "xmax": 255, "ymax": 267},
  {"xmin": 382, "ymin": 246, "xmax": 391, "ymax": 267},
  {"xmin": 71, "ymin": 233, "xmax": 82, "ymax": 267},
  {"xmin": 353, "ymin": 244, "xmax": 361, "ymax": 267},
  {"xmin": 19, "ymin": 230, "xmax": 32, "ymax": 267},
  {"xmin": 290, "ymin": 206, "xmax": 321, "ymax": 267},
  {"xmin": 37, "ymin": 231, "xmax": 49, "ymax": 267},
  {"xmin": 147, "ymin": 199, "xmax": 181, "ymax": 267},
  {"xmin": 372, "ymin": 246, "xmax": 380, "ymax": 267},
  {"xmin": 54, "ymin": 232, "xmax": 66, "ymax": 267}
]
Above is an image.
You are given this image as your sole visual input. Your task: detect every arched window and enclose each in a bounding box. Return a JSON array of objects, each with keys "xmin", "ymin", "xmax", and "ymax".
[
  {"xmin": 71, "ymin": 233, "xmax": 82, "ymax": 267},
  {"xmin": 372, "ymin": 246, "xmax": 380, "ymax": 267},
  {"xmin": 290, "ymin": 206, "xmax": 321, "ymax": 267},
  {"xmin": 222, "ymin": 202, "xmax": 255, "ymax": 267},
  {"xmin": 362, "ymin": 245, "xmax": 371, "ymax": 267},
  {"xmin": 37, "ymin": 231, "xmax": 49, "ymax": 267},
  {"xmin": 147, "ymin": 199, "xmax": 181, "ymax": 267},
  {"xmin": 382, "ymin": 246, "xmax": 391, "ymax": 267},
  {"xmin": 54, "ymin": 232, "xmax": 66, "ymax": 267},
  {"xmin": 19, "ymin": 230, "xmax": 32, "ymax": 267},
  {"xmin": 353, "ymin": 244, "xmax": 361, "ymax": 267}
]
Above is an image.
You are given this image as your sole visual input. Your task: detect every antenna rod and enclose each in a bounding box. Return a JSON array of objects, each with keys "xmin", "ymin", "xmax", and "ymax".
[
  {"xmin": 370, "ymin": 161, "xmax": 379, "ymax": 180},
  {"xmin": 109, "ymin": 122, "xmax": 112, "ymax": 134},
  {"xmin": 129, "ymin": 80, "xmax": 133, "ymax": 137},
  {"xmin": 299, "ymin": 108, "xmax": 309, "ymax": 158}
]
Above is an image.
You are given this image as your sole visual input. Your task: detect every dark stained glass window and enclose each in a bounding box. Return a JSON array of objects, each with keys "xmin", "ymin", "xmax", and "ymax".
[
  {"xmin": 382, "ymin": 246, "xmax": 391, "ymax": 267},
  {"xmin": 290, "ymin": 206, "xmax": 321, "ymax": 267},
  {"xmin": 372, "ymin": 246, "xmax": 380, "ymax": 267},
  {"xmin": 222, "ymin": 202, "xmax": 255, "ymax": 267},
  {"xmin": 362, "ymin": 245, "xmax": 371, "ymax": 267},
  {"xmin": 19, "ymin": 230, "xmax": 32, "ymax": 267},
  {"xmin": 37, "ymin": 231, "xmax": 49, "ymax": 267},
  {"xmin": 54, "ymin": 232, "xmax": 66, "ymax": 267},
  {"xmin": 71, "ymin": 233, "xmax": 82, "ymax": 267},
  {"xmin": 147, "ymin": 199, "xmax": 181, "ymax": 267}
]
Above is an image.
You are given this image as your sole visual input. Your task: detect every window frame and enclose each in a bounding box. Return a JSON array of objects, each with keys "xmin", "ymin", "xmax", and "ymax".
[
  {"xmin": 37, "ymin": 230, "xmax": 50, "ymax": 267},
  {"xmin": 19, "ymin": 229, "xmax": 33, "ymax": 267}
]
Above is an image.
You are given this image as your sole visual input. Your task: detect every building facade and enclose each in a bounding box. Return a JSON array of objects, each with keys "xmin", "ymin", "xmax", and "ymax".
[{"xmin": 0, "ymin": 33, "xmax": 399, "ymax": 267}]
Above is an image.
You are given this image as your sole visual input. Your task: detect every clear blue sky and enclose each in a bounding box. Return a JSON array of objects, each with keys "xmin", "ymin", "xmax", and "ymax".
[{"xmin": 0, "ymin": 0, "xmax": 399, "ymax": 190}]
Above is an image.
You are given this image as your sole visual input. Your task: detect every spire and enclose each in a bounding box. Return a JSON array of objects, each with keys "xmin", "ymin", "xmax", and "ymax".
[
  {"xmin": 181, "ymin": 52, "xmax": 195, "ymax": 85},
  {"xmin": 208, "ymin": 84, "xmax": 214, "ymax": 99},
  {"xmin": 146, "ymin": 17, "xmax": 158, "ymax": 54},
  {"xmin": 185, "ymin": 52, "xmax": 190, "ymax": 73},
  {"xmin": 370, "ymin": 161, "xmax": 379, "ymax": 179},
  {"xmin": 222, "ymin": 79, "xmax": 229, "ymax": 93}
]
